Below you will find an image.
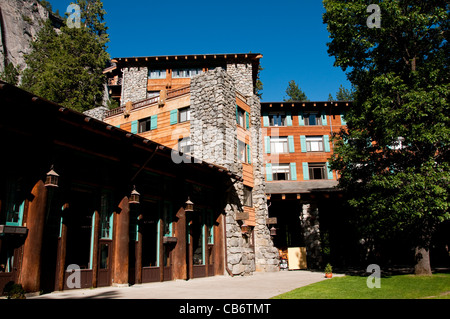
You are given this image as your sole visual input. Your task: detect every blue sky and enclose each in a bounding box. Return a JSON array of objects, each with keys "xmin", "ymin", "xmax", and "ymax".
[{"xmin": 49, "ymin": 0, "xmax": 352, "ymax": 102}]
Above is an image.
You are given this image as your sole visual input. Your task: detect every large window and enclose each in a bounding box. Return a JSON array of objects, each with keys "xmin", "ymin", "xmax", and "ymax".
[
  {"xmin": 172, "ymin": 68, "xmax": 203, "ymax": 78},
  {"xmin": 308, "ymin": 163, "xmax": 327, "ymax": 180},
  {"xmin": 237, "ymin": 108, "xmax": 245, "ymax": 127},
  {"xmin": 306, "ymin": 136, "xmax": 324, "ymax": 152},
  {"xmin": 178, "ymin": 137, "xmax": 191, "ymax": 154},
  {"xmin": 148, "ymin": 69, "xmax": 166, "ymax": 79},
  {"xmin": 238, "ymin": 140, "xmax": 246, "ymax": 163},
  {"xmin": 270, "ymin": 136, "xmax": 288, "ymax": 153},
  {"xmin": 139, "ymin": 117, "xmax": 151, "ymax": 133},
  {"xmin": 179, "ymin": 107, "xmax": 191, "ymax": 123},
  {"xmin": 243, "ymin": 186, "xmax": 253, "ymax": 207},
  {"xmin": 272, "ymin": 163, "xmax": 291, "ymax": 181},
  {"xmin": 269, "ymin": 112, "xmax": 286, "ymax": 126},
  {"xmin": 304, "ymin": 112, "xmax": 322, "ymax": 126}
]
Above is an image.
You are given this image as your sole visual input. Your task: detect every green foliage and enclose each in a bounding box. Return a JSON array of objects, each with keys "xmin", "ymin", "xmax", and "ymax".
[
  {"xmin": 335, "ymin": 84, "xmax": 354, "ymax": 101},
  {"xmin": 323, "ymin": 0, "xmax": 449, "ymax": 259},
  {"xmin": 325, "ymin": 263, "xmax": 333, "ymax": 274},
  {"xmin": 3, "ymin": 282, "xmax": 26, "ymax": 299},
  {"xmin": 273, "ymin": 274, "xmax": 450, "ymax": 299},
  {"xmin": 255, "ymin": 64, "xmax": 264, "ymax": 99},
  {"xmin": 21, "ymin": 0, "xmax": 110, "ymax": 113},
  {"xmin": 283, "ymin": 80, "xmax": 308, "ymax": 102},
  {"xmin": 0, "ymin": 62, "xmax": 20, "ymax": 86}
]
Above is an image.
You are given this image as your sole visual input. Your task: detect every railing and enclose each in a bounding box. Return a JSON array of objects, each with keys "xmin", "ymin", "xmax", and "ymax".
[
  {"xmin": 167, "ymin": 85, "xmax": 190, "ymax": 99},
  {"xmin": 104, "ymin": 85, "xmax": 191, "ymax": 119}
]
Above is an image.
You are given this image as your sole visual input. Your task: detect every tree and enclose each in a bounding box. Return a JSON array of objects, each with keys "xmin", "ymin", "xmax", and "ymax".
[
  {"xmin": 335, "ymin": 84, "xmax": 354, "ymax": 101},
  {"xmin": 22, "ymin": 0, "xmax": 109, "ymax": 113},
  {"xmin": 323, "ymin": 0, "xmax": 449, "ymax": 275},
  {"xmin": 255, "ymin": 64, "xmax": 264, "ymax": 99},
  {"xmin": 283, "ymin": 80, "xmax": 308, "ymax": 102},
  {"xmin": 0, "ymin": 62, "xmax": 20, "ymax": 86}
]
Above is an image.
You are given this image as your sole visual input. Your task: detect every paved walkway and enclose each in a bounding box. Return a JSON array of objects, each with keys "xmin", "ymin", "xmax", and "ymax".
[{"xmin": 30, "ymin": 270, "xmax": 340, "ymax": 299}]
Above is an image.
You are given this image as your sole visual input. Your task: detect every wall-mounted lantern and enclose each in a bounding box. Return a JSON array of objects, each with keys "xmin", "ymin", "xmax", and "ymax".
[
  {"xmin": 129, "ymin": 185, "xmax": 140, "ymax": 204},
  {"xmin": 270, "ymin": 226, "xmax": 277, "ymax": 237},
  {"xmin": 185, "ymin": 197, "xmax": 194, "ymax": 212},
  {"xmin": 45, "ymin": 165, "xmax": 59, "ymax": 188}
]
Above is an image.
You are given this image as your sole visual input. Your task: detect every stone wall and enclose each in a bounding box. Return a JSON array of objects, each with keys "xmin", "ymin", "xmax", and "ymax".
[
  {"xmin": 300, "ymin": 203, "xmax": 323, "ymax": 269},
  {"xmin": 121, "ymin": 67, "xmax": 148, "ymax": 105},
  {"xmin": 226, "ymin": 59, "xmax": 253, "ymax": 97},
  {"xmin": 190, "ymin": 67, "xmax": 278, "ymax": 275},
  {"xmin": 190, "ymin": 68, "xmax": 255, "ymax": 275},
  {"xmin": 83, "ymin": 106, "xmax": 109, "ymax": 121},
  {"xmin": 249, "ymin": 95, "xmax": 280, "ymax": 272}
]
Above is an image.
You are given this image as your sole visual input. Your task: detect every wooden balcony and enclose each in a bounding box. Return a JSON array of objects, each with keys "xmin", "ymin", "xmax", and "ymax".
[{"xmin": 104, "ymin": 85, "xmax": 191, "ymax": 119}]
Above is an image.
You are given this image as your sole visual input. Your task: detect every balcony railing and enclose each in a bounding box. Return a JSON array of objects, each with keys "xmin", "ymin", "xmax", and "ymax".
[{"xmin": 104, "ymin": 85, "xmax": 191, "ymax": 119}]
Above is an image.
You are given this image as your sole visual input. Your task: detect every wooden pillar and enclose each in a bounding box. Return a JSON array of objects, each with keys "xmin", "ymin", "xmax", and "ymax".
[
  {"xmin": 214, "ymin": 213, "xmax": 225, "ymax": 276},
  {"xmin": 159, "ymin": 214, "xmax": 164, "ymax": 282},
  {"xmin": 188, "ymin": 219, "xmax": 193, "ymax": 280},
  {"xmin": 135, "ymin": 214, "xmax": 143, "ymax": 284},
  {"xmin": 112, "ymin": 196, "xmax": 130, "ymax": 286},
  {"xmin": 172, "ymin": 207, "xmax": 187, "ymax": 280},
  {"xmin": 20, "ymin": 180, "xmax": 48, "ymax": 292},
  {"xmin": 91, "ymin": 211, "xmax": 100, "ymax": 288},
  {"xmin": 56, "ymin": 203, "xmax": 69, "ymax": 291}
]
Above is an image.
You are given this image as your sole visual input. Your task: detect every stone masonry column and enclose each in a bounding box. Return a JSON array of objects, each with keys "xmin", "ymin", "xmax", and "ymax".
[
  {"xmin": 300, "ymin": 203, "xmax": 322, "ymax": 269},
  {"xmin": 121, "ymin": 67, "xmax": 148, "ymax": 105}
]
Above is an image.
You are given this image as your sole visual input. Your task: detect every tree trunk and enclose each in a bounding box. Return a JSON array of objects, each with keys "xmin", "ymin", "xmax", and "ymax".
[{"xmin": 414, "ymin": 246, "xmax": 432, "ymax": 275}]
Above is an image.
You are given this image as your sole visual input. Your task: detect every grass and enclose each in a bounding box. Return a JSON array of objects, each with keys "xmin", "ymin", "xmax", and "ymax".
[{"xmin": 272, "ymin": 273, "xmax": 450, "ymax": 299}]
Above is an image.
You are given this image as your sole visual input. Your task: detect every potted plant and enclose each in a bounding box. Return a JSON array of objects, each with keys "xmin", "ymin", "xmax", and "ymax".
[{"xmin": 324, "ymin": 263, "xmax": 333, "ymax": 278}]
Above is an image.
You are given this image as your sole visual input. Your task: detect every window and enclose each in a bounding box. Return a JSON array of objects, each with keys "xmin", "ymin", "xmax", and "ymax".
[
  {"xmin": 179, "ymin": 107, "xmax": 190, "ymax": 123},
  {"xmin": 243, "ymin": 186, "xmax": 253, "ymax": 207},
  {"xmin": 270, "ymin": 136, "xmax": 288, "ymax": 153},
  {"xmin": 272, "ymin": 163, "xmax": 291, "ymax": 181},
  {"xmin": 304, "ymin": 112, "xmax": 322, "ymax": 126},
  {"xmin": 308, "ymin": 163, "xmax": 327, "ymax": 180},
  {"xmin": 178, "ymin": 137, "xmax": 191, "ymax": 154},
  {"xmin": 237, "ymin": 108, "xmax": 245, "ymax": 127},
  {"xmin": 172, "ymin": 68, "xmax": 203, "ymax": 78},
  {"xmin": 147, "ymin": 90, "xmax": 159, "ymax": 98},
  {"xmin": 148, "ymin": 69, "xmax": 166, "ymax": 79},
  {"xmin": 269, "ymin": 112, "xmax": 286, "ymax": 126},
  {"xmin": 138, "ymin": 117, "xmax": 151, "ymax": 133},
  {"xmin": 306, "ymin": 136, "xmax": 324, "ymax": 152},
  {"xmin": 5, "ymin": 181, "xmax": 24, "ymax": 226},
  {"xmin": 238, "ymin": 140, "xmax": 246, "ymax": 163}
]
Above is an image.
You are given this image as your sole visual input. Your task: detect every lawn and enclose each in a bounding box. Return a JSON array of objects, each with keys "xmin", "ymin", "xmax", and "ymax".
[{"xmin": 272, "ymin": 273, "xmax": 450, "ymax": 299}]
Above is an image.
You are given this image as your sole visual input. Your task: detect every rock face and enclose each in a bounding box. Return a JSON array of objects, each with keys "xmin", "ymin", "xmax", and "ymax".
[{"xmin": 0, "ymin": 0, "xmax": 51, "ymax": 75}]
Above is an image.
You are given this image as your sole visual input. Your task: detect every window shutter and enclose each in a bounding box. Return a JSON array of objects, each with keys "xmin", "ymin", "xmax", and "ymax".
[
  {"xmin": 340, "ymin": 111, "xmax": 347, "ymax": 125},
  {"xmin": 290, "ymin": 163, "xmax": 297, "ymax": 181},
  {"xmin": 116, "ymin": 124, "xmax": 121, "ymax": 128},
  {"xmin": 246, "ymin": 144, "xmax": 251, "ymax": 164},
  {"xmin": 266, "ymin": 163, "xmax": 272, "ymax": 181},
  {"xmin": 264, "ymin": 136, "xmax": 271, "ymax": 154},
  {"xmin": 131, "ymin": 120, "xmax": 138, "ymax": 134},
  {"xmin": 302, "ymin": 162, "xmax": 309, "ymax": 180},
  {"xmin": 326, "ymin": 162, "xmax": 334, "ymax": 180},
  {"xmin": 323, "ymin": 135, "xmax": 330, "ymax": 152},
  {"xmin": 245, "ymin": 112, "xmax": 250, "ymax": 129},
  {"xmin": 288, "ymin": 135, "xmax": 295, "ymax": 153},
  {"xmin": 300, "ymin": 135, "xmax": 307, "ymax": 152},
  {"xmin": 170, "ymin": 109, "xmax": 178, "ymax": 125},
  {"xmin": 286, "ymin": 111, "xmax": 293, "ymax": 126},
  {"xmin": 298, "ymin": 111, "xmax": 305, "ymax": 126},
  {"xmin": 321, "ymin": 111, "xmax": 328, "ymax": 125},
  {"xmin": 263, "ymin": 111, "xmax": 269, "ymax": 127},
  {"xmin": 151, "ymin": 115, "xmax": 158, "ymax": 130},
  {"xmin": 235, "ymin": 104, "xmax": 239, "ymax": 123}
]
